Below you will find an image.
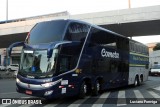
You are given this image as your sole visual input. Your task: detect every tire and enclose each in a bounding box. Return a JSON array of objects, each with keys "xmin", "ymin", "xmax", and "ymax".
[
  {"xmin": 78, "ymin": 82, "xmax": 87, "ymax": 99},
  {"xmin": 139, "ymin": 75, "xmax": 143, "ymax": 85},
  {"xmin": 134, "ymin": 76, "xmax": 139, "ymax": 87},
  {"xmin": 92, "ymin": 80, "xmax": 101, "ymax": 96}
]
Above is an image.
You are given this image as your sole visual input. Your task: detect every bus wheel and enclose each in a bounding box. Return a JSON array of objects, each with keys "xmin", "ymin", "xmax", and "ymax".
[
  {"xmin": 79, "ymin": 82, "xmax": 87, "ymax": 99},
  {"xmin": 92, "ymin": 80, "xmax": 100, "ymax": 96},
  {"xmin": 134, "ymin": 76, "xmax": 139, "ymax": 86}
]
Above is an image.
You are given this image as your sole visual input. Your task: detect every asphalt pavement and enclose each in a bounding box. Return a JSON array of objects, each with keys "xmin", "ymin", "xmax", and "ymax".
[{"xmin": 0, "ymin": 76, "xmax": 160, "ymax": 107}]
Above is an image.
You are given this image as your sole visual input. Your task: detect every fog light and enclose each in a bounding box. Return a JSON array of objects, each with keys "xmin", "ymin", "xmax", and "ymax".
[
  {"xmin": 44, "ymin": 90, "xmax": 53, "ymax": 96},
  {"xmin": 16, "ymin": 78, "xmax": 20, "ymax": 83}
]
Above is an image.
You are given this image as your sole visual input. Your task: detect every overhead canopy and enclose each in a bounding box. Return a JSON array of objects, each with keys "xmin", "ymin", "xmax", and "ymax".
[
  {"xmin": 100, "ymin": 19, "xmax": 160, "ymax": 37},
  {"xmin": 0, "ymin": 33, "xmax": 27, "ymax": 48},
  {"xmin": 0, "ymin": 19, "xmax": 160, "ymax": 48}
]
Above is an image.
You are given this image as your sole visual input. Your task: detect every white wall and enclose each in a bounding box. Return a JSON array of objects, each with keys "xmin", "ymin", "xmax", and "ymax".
[{"xmin": 149, "ymin": 50, "xmax": 160, "ymax": 68}]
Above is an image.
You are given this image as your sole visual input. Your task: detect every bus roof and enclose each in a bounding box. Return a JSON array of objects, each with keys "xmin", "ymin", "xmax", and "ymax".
[{"xmin": 37, "ymin": 19, "xmax": 131, "ymax": 41}]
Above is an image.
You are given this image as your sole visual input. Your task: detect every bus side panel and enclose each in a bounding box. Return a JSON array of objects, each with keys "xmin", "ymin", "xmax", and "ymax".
[
  {"xmin": 81, "ymin": 46, "xmax": 129, "ymax": 89},
  {"xmin": 128, "ymin": 67, "xmax": 140, "ymax": 85},
  {"xmin": 128, "ymin": 52, "xmax": 149, "ymax": 85},
  {"xmin": 80, "ymin": 26, "xmax": 130, "ymax": 89},
  {"xmin": 129, "ymin": 66, "xmax": 148, "ymax": 85}
]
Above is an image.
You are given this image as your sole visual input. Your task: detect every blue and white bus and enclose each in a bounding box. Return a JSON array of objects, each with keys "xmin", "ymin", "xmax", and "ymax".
[{"xmin": 8, "ymin": 19, "xmax": 149, "ymax": 99}]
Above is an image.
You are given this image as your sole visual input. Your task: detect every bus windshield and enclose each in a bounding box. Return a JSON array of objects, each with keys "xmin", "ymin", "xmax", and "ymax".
[
  {"xmin": 19, "ymin": 49, "xmax": 58, "ymax": 78},
  {"xmin": 27, "ymin": 20, "xmax": 67, "ymax": 45}
]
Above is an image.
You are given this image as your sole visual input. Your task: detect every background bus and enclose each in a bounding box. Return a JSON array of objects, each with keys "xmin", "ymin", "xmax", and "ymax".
[{"xmin": 8, "ymin": 19, "xmax": 149, "ymax": 99}]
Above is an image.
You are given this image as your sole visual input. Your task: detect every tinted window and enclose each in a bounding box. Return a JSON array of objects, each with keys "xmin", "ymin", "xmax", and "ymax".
[
  {"xmin": 56, "ymin": 44, "xmax": 81, "ymax": 74},
  {"xmin": 89, "ymin": 27, "xmax": 117, "ymax": 49},
  {"xmin": 117, "ymin": 36, "xmax": 129, "ymax": 51},
  {"xmin": 87, "ymin": 27, "xmax": 129, "ymax": 73},
  {"xmin": 129, "ymin": 41, "xmax": 148, "ymax": 54},
  {"xmin": 64, "ymin": 22, "xmax": 90, "ymax": 42},
  {"xmin": 28, "ymin": 20, "xmax": 67, "ymax": 45}
]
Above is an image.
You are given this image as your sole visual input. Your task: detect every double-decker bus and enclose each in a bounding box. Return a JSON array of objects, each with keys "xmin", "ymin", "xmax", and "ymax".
[{"xmin": 8, "ymin": 19, "xmax": 149, "ymax": 99}]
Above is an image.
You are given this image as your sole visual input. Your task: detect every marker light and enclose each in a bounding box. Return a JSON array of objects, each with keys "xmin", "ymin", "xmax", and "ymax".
[
  {"xmin": 68, "ymin": 85, "xmax": 74, "ymax": 88},
  {"xmin": 59, "ymin": 86, "xmax": 64, "ymax": 88},
  {"xmin": 75, "ymin": 69, "xmax": 82, "ymax": 73}
]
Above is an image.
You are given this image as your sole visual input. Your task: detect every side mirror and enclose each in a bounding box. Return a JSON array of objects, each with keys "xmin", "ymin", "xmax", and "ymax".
[
  {"xmin": 47, "ymin": 42, "xmax": 59, "ymax": 59},
  {"xmin": 7, "ymin": 42, "xmax": 24, "ymax": 57},
  {"xmin": 47, "ymin": 49, "xmax": 53, "ymax": 59},
  {"xmin": 47, "ymin": 41, "xmax": 71, "ymax": 58}
]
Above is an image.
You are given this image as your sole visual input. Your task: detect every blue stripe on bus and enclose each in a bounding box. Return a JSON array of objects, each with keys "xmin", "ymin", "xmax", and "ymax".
[{"xmin": 129, "ymin": 52, "xmax": 149, "ymax": 65}]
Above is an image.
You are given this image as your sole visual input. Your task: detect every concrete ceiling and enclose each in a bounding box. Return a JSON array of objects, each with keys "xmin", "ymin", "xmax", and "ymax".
[
  {"xmin": 0, "ymin": 33, "xmax": 27, "ymax": 48},
  {"xmin": 0, "ymin": 19, "xmax": 160, "ymax": 48},
  {"xmin": 100, "ymin": 19, "xmax": 160, "ymax": 37}
]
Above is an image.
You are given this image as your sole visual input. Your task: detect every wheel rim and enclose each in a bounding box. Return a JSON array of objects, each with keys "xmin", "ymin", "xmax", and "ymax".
[
  {"xmin": 84, "ymin": 84, "xmax": 87, "ymax": 94},
  {"xmin": 97, "ymin": 82, "xmax": 100, "ymax": 92},
  {"xmin": 135, "ymin": 78, "xmax": 137, "ymax": 86}
]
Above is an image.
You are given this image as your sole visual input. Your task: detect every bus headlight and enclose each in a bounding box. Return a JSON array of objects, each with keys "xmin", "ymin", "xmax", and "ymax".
[
  {"xmin": 16, "ymin": 78, "xmax": 20, "ymax": 83},
  {"xmin": 41, "ymin": 82, "xmax": 56, "ymax": 87},
  {"xmin": 41, "ymin": 83, "xmax": 52, "ymax": 87},
  {"xmin": 41, "ymin": 79, "xmax": 62, "ymax": 88}
]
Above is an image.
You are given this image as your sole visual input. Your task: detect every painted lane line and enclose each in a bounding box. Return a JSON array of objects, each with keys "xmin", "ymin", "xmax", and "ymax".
[
  {"xmin": 117, "ymin": 90, "xmax": 127, "ymax": 106},
  {"xmin": 148, "ymin": 91, "xmax": 160, "ymax": 100},
  {"xmin": 44, "ymin": 99, "xmax": 65, "ymax": 107},
  {"xmin": 92, "ymin": 92, "xmax": 110, "ymax": 107},
  {"xmin": 154, "ymin": 86, "xmax": 160, "ymax": 91},
  {"xmin": 133, "ymin": 90, "xmax": 144, "ymax": 98},
  {"xmin": 68, "ymin": 96, "xmax": 90, "ymax": 107}
]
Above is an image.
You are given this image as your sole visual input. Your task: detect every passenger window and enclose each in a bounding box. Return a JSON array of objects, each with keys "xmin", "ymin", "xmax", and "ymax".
[
  {"xmin": 89, "ymin": 28, "xmax": 117, "ymax": 49},
  {"xmin": 64, "ymin": 22, "xmax": 90, "ymax": 42},
  {"xmin": 59, "ymin": 55, "xmax": 70, "ymax": 73}
]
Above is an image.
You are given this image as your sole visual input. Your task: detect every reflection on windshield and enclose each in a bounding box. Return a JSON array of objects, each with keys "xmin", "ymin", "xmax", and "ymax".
[{"xmin": 20, "ymin": 49, "xmax": 58, "ymax": 75}]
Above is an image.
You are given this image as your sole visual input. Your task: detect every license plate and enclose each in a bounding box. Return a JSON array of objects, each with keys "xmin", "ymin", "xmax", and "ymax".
[{"xmin": 26, "ymin": 90, "xmax": 32, "ymax": 95}]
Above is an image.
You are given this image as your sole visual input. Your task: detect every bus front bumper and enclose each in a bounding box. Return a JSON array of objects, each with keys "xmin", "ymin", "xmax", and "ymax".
[
  {"xmin": 16, "ymin": 79, "xmax": 63, "ymax": 99},
  {"xmin": 16, "ymin": 79, "xmax": 79, "ymax": 99}
]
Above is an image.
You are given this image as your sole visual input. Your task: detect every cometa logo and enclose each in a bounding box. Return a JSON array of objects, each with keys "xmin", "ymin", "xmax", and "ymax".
[{"xmin": 101, "ymin": 48, "xmax": 119, "ymax": 59}]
